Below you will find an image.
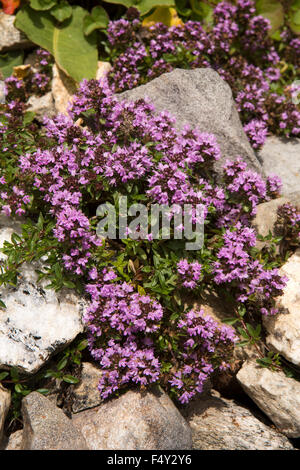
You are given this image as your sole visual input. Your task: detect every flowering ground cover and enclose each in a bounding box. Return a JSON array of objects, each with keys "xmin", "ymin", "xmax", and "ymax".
[
  {"xmin": 1, "ymin": 69, "xmax": 299, "ymax": 405},
  {"xmin": 106, "ymin": 1, "xmax": 300, "ymax": 148}
]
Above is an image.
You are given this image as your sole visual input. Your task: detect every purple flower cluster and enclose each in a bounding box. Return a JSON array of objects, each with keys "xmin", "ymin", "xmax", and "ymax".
[
  {"xmin": 0, "ymin": 78, "xmax": 289, "ymax": 402},
  {"xmin": 177, "ymin": 259, "xmax": 202, "ymax": 289},
  {"xmin": 171, "ymin": 309, "xmax": 238, "ymax": 403},
  {"xmin": 223, "ymin": 159, "xmax": 281, "ymax": 215},
  {"xmin": 84, "ymin": 268, "xmax": 163, "ymax": 398},
  {"xmin": 275, "ymin": 203, "xmax": 300, "ymax": 245},
  {"xmin": 213, "ymin": 223, "xmax": 288, "ymax": 313},
  {"xmin": 106, "ymin": 1, "xmax": 300, "ymax": 147}
]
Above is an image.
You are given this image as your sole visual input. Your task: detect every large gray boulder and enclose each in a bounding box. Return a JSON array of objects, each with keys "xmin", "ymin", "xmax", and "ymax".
[
  {"xmin": 237, "ymin": 361, "xmax": 300, "ymax": 438},
  {"xmin": 21, "ymin": 392, "xmax": 88, "ymax": 450},
  {"xmin": 258, "ymin": 136, "xmax": 300, "ymax": 196},
  {"xmin": 186, "ymin": 391, "xmax": 294, "ymax": 450},
  {"xmin": 72, "ymin": 388, "xmax": 192, "ymax": 450},
  {"xmin": 0, "ymin": 216, "xmax": 86, "ymax": 374},
  {"xmin": 119, "ymin": 68, "xmax": 262, "ymax": 176}
]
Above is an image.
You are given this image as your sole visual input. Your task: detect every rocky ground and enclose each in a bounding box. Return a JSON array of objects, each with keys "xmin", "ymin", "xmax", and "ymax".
[{"xmin": 0, "ymin": 12, "xmax": 300, "ymax": 451}]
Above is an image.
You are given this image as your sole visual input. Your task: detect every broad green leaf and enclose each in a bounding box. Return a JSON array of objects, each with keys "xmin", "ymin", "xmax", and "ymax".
[
  {"xmin": 83, "ymin": 6, "xmax": 109, "ymax": 36},
  {"xmin": 0, "ymin": 50, "xmax": 24, "ymax": 79},
  {"xmin": 15, "ymin": 6, "xmax": 98, "ymax": 83},
  {"xmin": 15, "ymin": 6, "xmax": 55, "ymax": 54},
  {"xmin": 50, "ymin": 1, "xmax": 73, "ymax": 22},
  {"xmin": 53, "ymin": 6, "xmax": 98, "ymax": 82},
  {"xmin": 30, "ymin": 0, "xmax": 56, "ymax": 10},
  {"xmin": 256, "ymin": 0, "xmax": 284, "ymax": 34}
]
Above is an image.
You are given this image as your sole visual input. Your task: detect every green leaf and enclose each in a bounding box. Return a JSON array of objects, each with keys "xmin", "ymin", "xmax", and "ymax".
[
  {"xmin": 50, "ymin": 1, "xmax": 73, "ymax": 22},
  {"xmin": 0, "ymin": 371, "xmax": 9, "ymax": 381},
  {"xmin": 30, "ymin": 0, "xmax": 56, "ymax": 11},
  {"xmin": 15, "ymin": 7, "xmax": 56, "ymax": 54},
  {"xmin": 222, "ymin": 317, "xmax": 239, "ymax": 325},
  {"xmin": 57, "ymin": 356, "xmax": 68, "ymax": 371},
  {"xmin": 15, "ymin": 383, "xmax": 23, "ymax": 393},
  {"xmin": 23, "ymin": 111, "xmax": 36, "ymax": 125},
  {"xmin": 36, "ymin": 388, "xmax": 50, "ymax": 395},
  {"xmin": 15, "ymin": 6, "xmax": 98, "ymax": 83},
  {"xmin": 83, "ymin": 6, "xmax": 109, "ymax": 36},
  {"xmin": 77, "ymin": 339, "xmax": 88, "ymax": 351},
  {"xmin": 0, "ymin": 50, "xmax": 24, "ymax": 79},
  {"xmin": 256, "ymin": 0, "xmax": 284, "ymax": 34},
  {"xmin": 63, "ymin": 374, "xmax": 79, "ymax": 384}
]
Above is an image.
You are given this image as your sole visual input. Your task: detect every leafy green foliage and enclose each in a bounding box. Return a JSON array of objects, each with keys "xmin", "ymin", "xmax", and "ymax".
[
  {"xmin": 15, "ymin": 5, "xmax": 98, "ymax": 83},
  {"xmin": 0, "ymin": 50, "xmax": 24, "ymax": 79},
  {"xmin": 83, "ymin": 6, "xmax": 109, "ymax": 36}
]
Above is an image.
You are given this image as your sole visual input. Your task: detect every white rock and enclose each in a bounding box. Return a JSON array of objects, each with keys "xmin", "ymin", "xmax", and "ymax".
[
  {"xmin": 27, "ymin": 92, "xmax": 56, "ymax": 122},
  {"xmin": 0, "ymin": 216, "xmax": 86, "ymax": 374},
  {"xmin": 0, "ymin": 385, "xmax": 10, "ymax": 444},
  {"xmin": 186, "ymin": 391, "xmax": 294, "ymax": 450},
  {"xmin": 259, "ymin": 136, "xmax": 300, "ymax": 196},
  {"xmin": 237, "ymin": 361, "xmax": 300, "ymax": 438},
  {"xmin": 263, "ymin": 249, "xmax": 300, "ymax": 366},
  {"xmin": 0, "ymin": 13, "xmax": 32, "ymax": 52}
]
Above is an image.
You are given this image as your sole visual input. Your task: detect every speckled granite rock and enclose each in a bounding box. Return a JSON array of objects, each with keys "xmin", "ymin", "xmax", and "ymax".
[
  {"xmin": 186, "ymin": 391, "xmax": 294, "ymax": 450},
  {"xmin": 120, "ymin": 68, "xmax": 262, "ymax": 177},
  {"xmin": 22, "ymin": 392, "xmax": 88, "ymax": 450},
  {"xmin": 237, "ymin": 361, "xmax": 300, "ymax": 438},
  {"xmin": 73, "ymin": 388, "xmax": 192, "ymax": 450}
]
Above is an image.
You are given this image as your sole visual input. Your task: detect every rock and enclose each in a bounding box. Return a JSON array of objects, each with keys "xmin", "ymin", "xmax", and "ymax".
[
  {"xmin": 4, "ymin": 430, "xmax": 23, "ymax": 451},
  {"xmin": 237, "ymin": 361, "xmax": 300, "ymax": 438},
  {"xmin": 27, "ymin": 92, "xmax": 56, "ymax": 122},
  {"xmin": 22, "ymin": 392, "xmax": 88, "ymax": 450},
  {"xmin": 259, "ymin": 136, "xmax": 300, "ymax": 196},
  {"xmin": 253, "ymin": 192, "xmax": 300, "ymax": 243},
  {"xmin": 0, "ymin": 13, "xmax": 32, "ymax": 52},
  {"xmin": 263, "ymin": 249, "xmax": 300, "ymax": 366},
  {"xmin": 119, "ymin": 68, "xmax": 262, "ymax": 176},
  {"xmin": 0, "ymin": 385, "xmax": 10, "ymax": 444},
  {"xmin": 0, "ymin": 214, "xmax": 23, "ymax": 261},
  {"xmin": 52, "ymin": 64, "xmax": 77, "ymax": 115},
  {"xmin": 96, "ymin": 61, "xmax": 112, "ymax": 81},
  {"xmin": 72, "ymin": 362, "xmax": 102, "ymax": 413},
  {"xmin": 0, "ymin": 216, "xmax": 86, "ymax": 374},
  {"xmin": 72, "ymin": 388, "xmax": 192, "ymax": 450},
  {"xmin": 185, "ymin": 390, "xmax": 294, "ymax": 450}
]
